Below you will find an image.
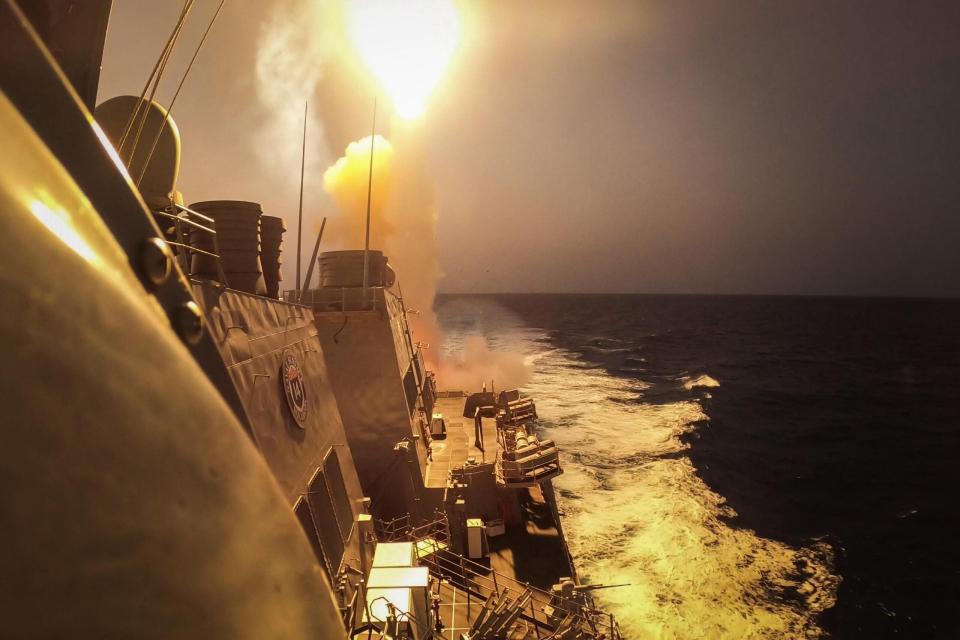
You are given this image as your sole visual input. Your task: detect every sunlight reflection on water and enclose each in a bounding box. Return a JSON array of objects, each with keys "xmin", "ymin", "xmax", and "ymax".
[{"xmin": 439, "ymin": 299, "xmax": 839, "ymax": 639}]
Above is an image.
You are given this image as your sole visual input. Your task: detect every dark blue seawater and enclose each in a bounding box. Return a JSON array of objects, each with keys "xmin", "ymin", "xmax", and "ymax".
[{"xmin": 436, "ymin": 294, "xmax": 960, "ymax": 639}]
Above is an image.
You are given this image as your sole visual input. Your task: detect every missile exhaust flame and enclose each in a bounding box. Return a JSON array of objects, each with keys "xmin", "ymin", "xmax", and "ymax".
[{"xmin": 346, "ymin": 0, "xmax": 460, "ymax": 119}]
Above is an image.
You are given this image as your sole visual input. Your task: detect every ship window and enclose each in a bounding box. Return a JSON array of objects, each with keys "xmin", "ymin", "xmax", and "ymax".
[
  {"xmin": 323, "ymin": 449, "xmax": 355, "ymax": 541},
  {"xmin": 307, "ymin": 467, "xmax": 344, "ymax": 577},
  {"xmin": 293, "ymin": 496, "xmax": 330, "ymax": 580}
]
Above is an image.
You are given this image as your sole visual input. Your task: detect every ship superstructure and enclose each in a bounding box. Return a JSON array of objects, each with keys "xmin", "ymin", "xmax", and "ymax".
[
  {"xmin": 0, "ymin": 2, "xmax": 623, "ymax": 638},
  {"xmin": 296, "ymin": 256, "xmax": 622, "ymax": 638}
]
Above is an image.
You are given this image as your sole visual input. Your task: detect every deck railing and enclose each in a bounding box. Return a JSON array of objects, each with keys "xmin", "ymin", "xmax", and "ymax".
[
  {"xmin": 375, "ymin": 510, "xmax": 450, "ymax": 545},
  {"xmin": 378, "ymin": 514, "xmax": 622, "ymax": 639},
  {"xmin": 285, "ymin": 286, "xmax": 380, "ymax": 312},
  {"xmin": 155, "ymin": 203, "xmax": 228, "ymax": 285}
]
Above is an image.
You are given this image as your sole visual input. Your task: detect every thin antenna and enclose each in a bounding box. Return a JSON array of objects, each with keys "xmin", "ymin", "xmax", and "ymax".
[
  {"xmin": 124, "ymin": 0, "xmax": 194, "ymax": 165},
  {"xmin": 295, "ymin": 101, "xmax": 308, "ymax": 297},
  {"xmin": 299, "ymin": 217, "xmax": 327, "ymax": 304},
  {"xmin": 362, "ymin": 97, "xmax": 378, "ymax": 307},
  {"xmin": 118, "ymin": 0, "xmax": 192, "ymax": 155},
  {"xmin": 137, "ymin": 0, "xmax": 226, "ymax": 188}
]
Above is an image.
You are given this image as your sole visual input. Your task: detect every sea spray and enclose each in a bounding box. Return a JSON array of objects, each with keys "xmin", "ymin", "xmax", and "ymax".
[
  {"xmin": 438, "ymin": 296, "xmax": 840, "ymax": 640},
  {"xmin": 530, "ymin": 351, "xmax": 838, "ymax": 638},
  {"xmin": 254, "ymin": 0, "xmax": 331, "ymax": 186}
]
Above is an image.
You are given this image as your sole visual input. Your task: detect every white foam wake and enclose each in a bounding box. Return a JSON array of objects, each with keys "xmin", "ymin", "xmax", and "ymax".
[
  {"xmin": 683, "ymin": 374, "xmax": 721, "ymax": 390},
  {"xmin": 524, "ymin": 345, "xmax": 838, "ymax": 640},
  {"xmin": 436, "ymin": 299, "xmax": 838, "ymax": 639}
]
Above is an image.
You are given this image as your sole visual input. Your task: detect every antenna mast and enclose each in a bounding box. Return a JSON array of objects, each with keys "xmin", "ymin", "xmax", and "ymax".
[
  {"xmin": 295, "ymin": 101, "xmax": 308, "ymax": 298},
  {"xmin": 299, "ymin": 217, "xmax": 327, "ymax": 304},
  {"xmin": 362, "ymin": 97, "xmax": 377, "ymax": 308}
]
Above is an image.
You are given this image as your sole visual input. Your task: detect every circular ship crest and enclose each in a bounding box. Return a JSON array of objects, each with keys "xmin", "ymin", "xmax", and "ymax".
[{"xmin": 281, "ymin": 349, "xmax": 308, "ymax": 428}]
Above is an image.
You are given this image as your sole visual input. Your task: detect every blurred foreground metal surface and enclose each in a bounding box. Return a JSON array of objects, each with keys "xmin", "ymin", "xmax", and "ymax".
[{"xmin": 0, "ymin": 3, "xmax": 345, "ymax": 636}]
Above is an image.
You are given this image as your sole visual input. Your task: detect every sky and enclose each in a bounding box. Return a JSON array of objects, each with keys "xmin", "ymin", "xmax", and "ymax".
[{"xmin": 99, "ymin": 0, "xmax": 960, "ymax": 297}]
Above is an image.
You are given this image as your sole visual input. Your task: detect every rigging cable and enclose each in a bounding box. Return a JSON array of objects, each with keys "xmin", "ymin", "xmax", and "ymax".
[
  {"xmin": 124, "ymin": 0, "xmax": 195, "ymax": 167},
  {"xmin": 137, "ymin": 0, "xmax": 227, "ymax": 188},
  {"xmin": 117, "ymin": 0, "xmax": 192, "ymax": 156},
  {"xmin": 333, "ymin": 313, "xmax": 349, "ymax": 344}
]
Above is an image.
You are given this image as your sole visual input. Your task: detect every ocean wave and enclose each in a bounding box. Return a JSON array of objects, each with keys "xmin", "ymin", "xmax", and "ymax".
[
  {"xmin": 437, "ymin": 301, "xmax": 838, "ymax": 639},
  {"xmin": 583, "ymin": 344, "xmax": 643, "ymax": 356},
  {"xmin": 563, "ymin": 361, "xmax": 606, "ymax": 371},
  {"xmin": 683, "ymin": 374, "xmax": 721, "ymax": 390},
  {"xmin": 523, "ymin": 344, "xmax": 837, "ymax": 639}
]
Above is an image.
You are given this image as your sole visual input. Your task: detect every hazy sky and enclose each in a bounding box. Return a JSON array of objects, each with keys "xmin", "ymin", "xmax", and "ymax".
[{"xmin": 100, "ymin": 1, "xmax": 960, "ymax": 296}]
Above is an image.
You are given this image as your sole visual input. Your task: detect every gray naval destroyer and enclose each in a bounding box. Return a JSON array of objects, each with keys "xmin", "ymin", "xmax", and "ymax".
[{"xmin": 0, "ymin": 2, "xmax": 622, "ymax": 638}]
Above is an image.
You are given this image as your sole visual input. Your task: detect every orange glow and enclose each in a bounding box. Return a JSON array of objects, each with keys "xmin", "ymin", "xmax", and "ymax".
[{"xmin": 322, "ymin": 134, "xmax": 395, "ymax": 247}]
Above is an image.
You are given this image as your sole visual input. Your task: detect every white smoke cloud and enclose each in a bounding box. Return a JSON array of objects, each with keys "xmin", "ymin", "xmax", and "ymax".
[
  {"xmin": 318, "ymin": 126, "xmax": 445, "ymax": 367},
  {"xmin": 380, "ymin": 126, "xmax": 443, "ymax": 364},
  {"xmin": 437, "ymin": 335, "xmax": 532, "ymax": 392},
  {"xmin": 254, "ymin": 0, "xmax": 525, "ymax": 393},
  {"xmin": 253, "ymin": 0, "xmax": 333, "ymax": 187}
]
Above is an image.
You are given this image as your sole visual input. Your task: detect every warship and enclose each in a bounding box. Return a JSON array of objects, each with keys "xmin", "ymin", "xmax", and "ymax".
[{"xmin": 0, "ymin": 2, "xmax": 622, "ymax": 638}]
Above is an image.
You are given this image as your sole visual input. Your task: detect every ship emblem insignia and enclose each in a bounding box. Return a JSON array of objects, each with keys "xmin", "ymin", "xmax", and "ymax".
[{"xmin": 281, "ymin": 349, "xmax": 308, "ymax": 428}]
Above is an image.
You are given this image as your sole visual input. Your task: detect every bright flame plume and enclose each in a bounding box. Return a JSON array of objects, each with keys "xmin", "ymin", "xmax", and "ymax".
[
  {"xmin": 347, "ymin": 0, "xmax": 460, "ymax": 119},
  {"xmin": 322, "ymin": 134, "xmax": 395, "ymax": 247}
]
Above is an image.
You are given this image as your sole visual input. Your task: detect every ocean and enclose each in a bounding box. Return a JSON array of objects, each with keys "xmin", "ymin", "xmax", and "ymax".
[{"xmin": 435, "ymin": 294, "xmax": 960, "ymax": 639}]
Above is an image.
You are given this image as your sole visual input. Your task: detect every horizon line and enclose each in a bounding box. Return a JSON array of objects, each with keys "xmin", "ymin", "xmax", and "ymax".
[{"xmin": 434, "ymin": 291, "xmax": 960, "ymax": 300}]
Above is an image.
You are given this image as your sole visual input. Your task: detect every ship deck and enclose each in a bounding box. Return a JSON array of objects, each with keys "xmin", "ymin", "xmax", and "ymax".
[
  {"xmin": 432, "ymin": 579, "xmax": 538, "ymax": 640},
  {"xmin": 426, "ymin": 394, "xmax": 574, "ymax": 592},
  {"xmin": 426, "ymin": 395, "xmax": 499, "ymax": 487}
]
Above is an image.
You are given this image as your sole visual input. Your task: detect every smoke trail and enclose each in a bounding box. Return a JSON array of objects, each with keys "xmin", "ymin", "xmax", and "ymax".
[
  {"xmin": 440, "ymin": 335, "xmax": 532, "ymax": 391},
  {"xmin": 381, "ymin": 127, "xmax": 443, "ymax": 364},
  {"xmin": 253, "ymin": 0, "xmax": 333, "ymax": 186},
  {"xmin": 252, "ymin": 0, "xmax": 340, "ymax": 290},
  {"xmin": 255, "ymin": 0, "xmax": 523, "ymax": 391},
  {"xmin": 322, "ymin": 134, "xmax": 395, "ymax": 247},
  {"xmin": 320, "ymin": 127, "xmax": 528, "ymax": 388},
  {"xmin": 319, "ymin": 128, "xmax": 442, "ymax": 361}
]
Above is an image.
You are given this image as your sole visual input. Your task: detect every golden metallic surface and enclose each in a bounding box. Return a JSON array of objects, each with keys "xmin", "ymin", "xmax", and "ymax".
[
  {"xmin": 95, "ymin": 95, "xmax": 182, "ymax": 209},
  {"xmin": 0, "ymin": 92, "xmax": 345, "ymax": 638}
]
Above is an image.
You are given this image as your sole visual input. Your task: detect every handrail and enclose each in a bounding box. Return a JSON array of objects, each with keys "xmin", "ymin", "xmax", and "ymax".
[
  {"xmin": 153, "ymin": 209, "xmax": 214, "ymax": 234},
  {"xmin": 377, "ymin": 514, "xmax": 621, "ymax": 639},
  {"xmin": 288, "ymin": 286, "xmax": 379, "ymax": 312},
  {"xmin": 427, "ymin": 550, "xmax": 555, "ymax": 613},
  {"xmin": 163, "ymin": 241, "xmax": 218, "ymax": 258},
  {"xmin": 423, "ymin": 549, "xmax": 618, "ymax": 638},
  {"xmin": 155, "ymin": 202, "xmax": 228, "ymax": 285},
  {"xmin": 340, "ymin": 587, "xmax": 360, "ymax": 630},
  {"xmin": 173, "ymin": 203, "xmax": 215, "ymax": 224},
  {"xmin": 376, "ymin": 510, "xmax": 449, "ymax": 543}
]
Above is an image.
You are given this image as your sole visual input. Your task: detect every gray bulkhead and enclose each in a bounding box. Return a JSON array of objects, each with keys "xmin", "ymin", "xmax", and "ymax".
[
  {"xmin": 191, "ymin": 282, "xmax": 371, "ymax": 585},
  {"xmin": 312, "ymin": 287, "xmax": 436, "ymax": 521}
]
